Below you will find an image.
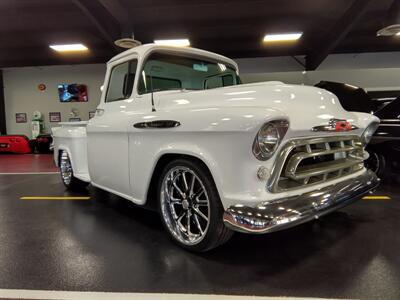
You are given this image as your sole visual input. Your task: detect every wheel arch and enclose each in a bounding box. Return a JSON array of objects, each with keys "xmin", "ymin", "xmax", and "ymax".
[{"xmin": 144, "ymin": 152, "xmax": 218, "ymax": 211}]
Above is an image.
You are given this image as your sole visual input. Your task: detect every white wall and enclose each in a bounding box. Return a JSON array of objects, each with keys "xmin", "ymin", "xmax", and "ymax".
[
  {"xmin": 235, "ymin": 51, "xmax": 400, "ymax": 73},
  {"xmin": 241, "ymin": 68, "xmax": 400, "ymax": 91},
  {"xmin": 3, "ymin": 51, "xmax": 400, "ymax": 137},
  {"xmin": 235, "ymin": 56, "xmax": 304, "ymax": 74},
  {"xmin": 3, "ymin": 64, "xmax": 105, "ymax": 137},
  {"xmin": 237, "ymin": 51, "xmax": 400, "ymax": 91}
]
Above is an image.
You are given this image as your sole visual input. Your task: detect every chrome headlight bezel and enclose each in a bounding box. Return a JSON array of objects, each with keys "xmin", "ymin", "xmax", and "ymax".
[
  {"xmin": 361, "ymin": 121, "xmax": 380, "ymax": 145},
  {"xmin": 253, "ymin": 120, "xmax": 289, "ymax": 161}
]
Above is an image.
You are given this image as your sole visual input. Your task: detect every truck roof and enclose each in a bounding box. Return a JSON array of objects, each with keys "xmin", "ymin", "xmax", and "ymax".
[{"xmin": 108, "ymin": 43, "xmax": 239, "ymax": 70}]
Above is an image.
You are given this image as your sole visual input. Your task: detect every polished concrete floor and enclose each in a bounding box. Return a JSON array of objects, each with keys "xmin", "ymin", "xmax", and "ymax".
[{"xmin": 0, "ymin": 156, "xmax": 399, "ymax": 299}]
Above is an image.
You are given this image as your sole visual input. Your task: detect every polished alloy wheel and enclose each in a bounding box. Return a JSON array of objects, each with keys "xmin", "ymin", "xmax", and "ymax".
[
  {"xmin": 160, "ymin": 166, "xmax": 210, "ymax": 246},
  {"xmin": 60, "ymin": 151, "xmax": 73, "ymax": 186}
]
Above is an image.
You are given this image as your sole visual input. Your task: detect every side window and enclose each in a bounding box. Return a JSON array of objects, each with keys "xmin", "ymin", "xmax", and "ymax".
[
  {"xmin": 204, "ymin": 76, "xmax": 222, "ymax": 89},
  {"xmin": 106, "ymin": 60, "xmax": 137, "ymax": 102},
  {"xmin": 204, "ymin": 74, "xmax": 234, "ymax": 89},
  {"xmin": 138, "ymin": 74, "xmax": 181, "ymax": 94}
]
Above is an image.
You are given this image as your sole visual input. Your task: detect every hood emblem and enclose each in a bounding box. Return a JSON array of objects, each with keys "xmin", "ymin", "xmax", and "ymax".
[{"xmin": 312, "ymin": 118, "xmax": 358, "ymax": 132}]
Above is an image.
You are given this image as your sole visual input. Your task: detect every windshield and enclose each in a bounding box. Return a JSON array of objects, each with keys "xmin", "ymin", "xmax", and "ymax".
[{"xmin": 138, "ymin": 52, "xmax": 241, "ymax": 94}]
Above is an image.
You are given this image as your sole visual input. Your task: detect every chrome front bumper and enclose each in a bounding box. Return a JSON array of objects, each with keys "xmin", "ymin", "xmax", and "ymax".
[{"xmin": 223, "ymin": 170, "xmax": 379, "ymax": 234}]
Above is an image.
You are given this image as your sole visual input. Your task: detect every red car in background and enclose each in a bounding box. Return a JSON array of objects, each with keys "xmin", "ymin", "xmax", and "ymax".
[{"xmin": 0, "ymin": 135, "xmax": 32, "ymax": 154}]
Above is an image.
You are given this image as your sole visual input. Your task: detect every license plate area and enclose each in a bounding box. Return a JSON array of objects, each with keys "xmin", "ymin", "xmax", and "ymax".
[{"xmin": 0, "ymin": 143, "xmax": 9, "ymax": 148}]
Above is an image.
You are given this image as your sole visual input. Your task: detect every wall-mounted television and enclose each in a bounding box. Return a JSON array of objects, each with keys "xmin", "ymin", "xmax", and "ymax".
[{"xmin": 58, "ymin": 84, "xmax": 88, "ymax": 102}]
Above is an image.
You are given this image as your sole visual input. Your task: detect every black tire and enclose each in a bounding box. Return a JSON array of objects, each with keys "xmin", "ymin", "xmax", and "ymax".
[
  {"xmin": 365, "ymin": 151, "xmax": 386, "ymax": 178},
  {"xmin": 59, "ymin": 150, "xmax": 88, "ymax": 191},
  {"xmin": 158, "ymin": 158, "xmax": 233, "ymax": 252}
]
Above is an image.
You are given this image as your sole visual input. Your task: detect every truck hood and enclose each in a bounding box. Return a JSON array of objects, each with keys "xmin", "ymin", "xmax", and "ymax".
[{"xmin": 155, "ymin": 81, "xmax": 365, "ymax": 131}]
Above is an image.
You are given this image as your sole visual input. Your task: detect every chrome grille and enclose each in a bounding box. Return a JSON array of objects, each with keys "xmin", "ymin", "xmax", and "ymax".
[{"xmin": 268, "ymin": 136, "xmax": 365, "ymax": 193}]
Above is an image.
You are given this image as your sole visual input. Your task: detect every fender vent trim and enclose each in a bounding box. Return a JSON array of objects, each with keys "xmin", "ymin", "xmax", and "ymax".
[{"xmin": 134, "ymin": 120, "xmax": 181, "ymax": 129}]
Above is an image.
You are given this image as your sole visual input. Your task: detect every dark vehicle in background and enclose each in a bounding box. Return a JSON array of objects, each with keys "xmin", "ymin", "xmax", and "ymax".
[
  {"xmin": 316, "ymin": 81, "xmax": 400, "ymax": 178},
  {"xmin": 35, "ymin": 134, "xmax": 53, "ymax": 154}
]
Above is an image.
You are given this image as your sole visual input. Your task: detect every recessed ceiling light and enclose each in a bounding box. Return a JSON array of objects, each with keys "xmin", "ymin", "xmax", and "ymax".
[
  {"xmin": 114, "ymin": 38, "xmax": 142, "ymax": 49},
  {"xmin": 154, "ymin": 39, "xmax": 190, "ymax": 47},
  {"xmin": 263, "ymin": 33, "xmax": 303, "ymax": 42},
  {"xmin": 49, "ymin": 44, "xmax": 88, "ymax": 52}
]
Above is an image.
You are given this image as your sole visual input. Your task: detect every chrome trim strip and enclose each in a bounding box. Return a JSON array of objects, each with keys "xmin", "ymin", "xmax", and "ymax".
[
  {"xmin": 311, "ymin": 118, "xmax": 358, "ymax": 132},
  {"xmin": 379, "ymin": 119, "xmax": 400, "ymax": 123},
  {"xmin": 312, "ymin": 125, "xmax": 358, "ymax": 132},
  {"xmin": 377, "ymin": 124, "xmax": 400, "ymax": 127},
  {"xmin": 223, "ymin": 170, "xmax": 379, "ymax": 234},
  {"xmin": 134, "ymin": 120, "xmax": 181, "ymax": 129}
]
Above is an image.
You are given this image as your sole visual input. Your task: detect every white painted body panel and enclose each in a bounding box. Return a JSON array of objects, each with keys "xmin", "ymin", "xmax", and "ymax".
[
  {"xmin": 52, "ymin": 44, "xmax": 379, "ymax": 209},
  {"xmin": 52, "ymin": 124, "xmax": 90, "ymax": 182}
]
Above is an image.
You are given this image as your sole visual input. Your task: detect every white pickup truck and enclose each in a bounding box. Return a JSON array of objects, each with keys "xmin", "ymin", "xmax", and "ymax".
[{"xmin": 53, "ymin": 44, "xmax": 380, "ymax": 251}]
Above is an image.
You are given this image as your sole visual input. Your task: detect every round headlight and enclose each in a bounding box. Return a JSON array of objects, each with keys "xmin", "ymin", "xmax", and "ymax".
[
  {"xmin": 253, "ymin": 120, "xmax": 288, "ymax": 160},
  {"xmin": 362, "ymin": 121, "xmax": 380, "ymax": 144}
]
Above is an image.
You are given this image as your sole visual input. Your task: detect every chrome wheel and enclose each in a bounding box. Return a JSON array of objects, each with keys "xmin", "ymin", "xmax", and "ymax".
[
  {"xmin": 160, "ymin": 166, "xmax": 210, "ymax": 246},
  {"xmin": 60, "ymin": 151, "xmax": 72, "ymax": 186}
]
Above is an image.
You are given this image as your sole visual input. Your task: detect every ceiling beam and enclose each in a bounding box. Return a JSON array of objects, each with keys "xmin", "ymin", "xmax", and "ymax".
[
  {"xmin": 72, "ymin": 0, "xmax": 121, "ymax": 52},
  {"xmin": 0, "ymin": 45, "xmax": 113, "ymax": 68},
  {"xmin": 0, "ymin": 56, "xmax": 109, "ymax": 68},
  {"xmin": 383, "ymin": 0, "xmax": 400, "ymax": 26},
  {"xmin": 305, "ymin": 0, "xmax": 372, "ymax": 70},
  {"xmin": 97, "ymin": 0, "xmax": 134, "ymax": 37}
]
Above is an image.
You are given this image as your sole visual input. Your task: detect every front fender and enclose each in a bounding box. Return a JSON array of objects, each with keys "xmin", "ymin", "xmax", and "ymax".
[
  {"xmin": 155, "ymin": 106, "xmax": 289, "ymax": 133},
  {"xmin": 351, "ymin": 111, "xmax": 380, "ymax": 131},
  {"xmin": 129, "ymin": 106, "xmax": 289, "ymax": 207}
]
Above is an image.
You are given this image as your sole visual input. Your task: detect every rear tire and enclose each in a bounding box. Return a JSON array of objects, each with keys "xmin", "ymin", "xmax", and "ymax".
[
  {"xmin": 59, "ymin": 150, "xmax": 88, "ymax": 191},
  {"xmin": 158, "ymin": 158, "xmax": 233, "ymax": 252}
]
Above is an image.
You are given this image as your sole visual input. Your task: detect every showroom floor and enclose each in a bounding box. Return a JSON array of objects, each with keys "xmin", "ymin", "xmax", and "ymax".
[{"xmin": 0, "ymin": 154, "xmax": 399, "ymax": 300}]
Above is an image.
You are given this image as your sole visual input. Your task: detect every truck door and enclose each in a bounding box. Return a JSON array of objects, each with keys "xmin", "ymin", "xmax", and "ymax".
[{"xmin": 86, "ymin": 58, "xmax": 138, "ymax": 198}]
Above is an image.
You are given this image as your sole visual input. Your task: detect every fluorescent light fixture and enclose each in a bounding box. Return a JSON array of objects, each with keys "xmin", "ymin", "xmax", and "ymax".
[
  {"xmin": 49, "ymin": 44, "xmax": 88, "ymax": 52},
  {"xmin": 396, "ymin": 32, "xmax": 400, "ymax": 36},
  {"xmin": 263, "ymin": 33, "xmax": 303, "ymax": 42},
  {"xmin": 154, "ymin": 39, "xmax": 190, "ymax": 47}
]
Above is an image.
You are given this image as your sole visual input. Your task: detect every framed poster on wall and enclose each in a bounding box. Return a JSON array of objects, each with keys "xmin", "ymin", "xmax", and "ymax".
[
  {"xmin": 58, "ymin": 84, "xmax": 88, "ymax": 102},
  {"xmin": 49, "ymin": 112, "xmax": 61, "ymax": 122},
  {"xmin": 15, "ymin": 113, "xmax": 27, "ymax": 123}
]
